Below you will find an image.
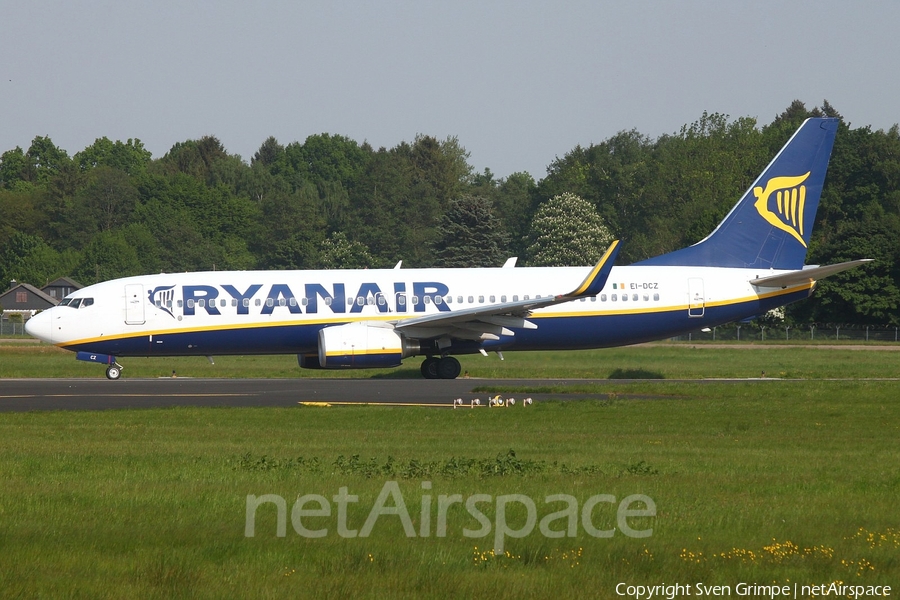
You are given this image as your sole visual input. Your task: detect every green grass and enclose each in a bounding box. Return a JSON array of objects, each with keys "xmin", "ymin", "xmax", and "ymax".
[
  {"xmin": 3, "ymin": 341, "xmax": 900, "ymax": 379},
  {"xmin": 1, "ymin": 379, "xmax": 899, "ymax": 598}
]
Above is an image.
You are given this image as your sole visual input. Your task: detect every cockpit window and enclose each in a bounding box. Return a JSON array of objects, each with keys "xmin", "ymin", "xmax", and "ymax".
[{"xmin": 59, "ymin": 297, "xmax": 93, "ymax": 308}]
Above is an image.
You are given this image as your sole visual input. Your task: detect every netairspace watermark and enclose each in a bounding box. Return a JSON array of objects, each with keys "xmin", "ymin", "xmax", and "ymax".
[
  {"xmin": 244, "ymin": 480, "xmax": 656, "ymax": 553},
  {"xmin": 615, "ymin": 582, "xmax": 892, "ymax": 599}
]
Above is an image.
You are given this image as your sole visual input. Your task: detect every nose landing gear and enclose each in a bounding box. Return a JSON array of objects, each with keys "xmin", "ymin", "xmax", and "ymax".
[{"xmin": 75, "ymin": 352, "xmax": 124, "ymax": 380}]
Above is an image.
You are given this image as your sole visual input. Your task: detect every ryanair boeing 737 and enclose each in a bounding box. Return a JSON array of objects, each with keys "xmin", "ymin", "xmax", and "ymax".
[{"xmin": 25, "ymin": 118, "xmax": 870, "ymax": 379}]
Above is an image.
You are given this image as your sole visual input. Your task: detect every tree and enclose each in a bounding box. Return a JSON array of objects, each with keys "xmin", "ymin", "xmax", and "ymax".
[
  {"xmin": 317, "ymin": 232, "xmax": 374, "ymax": 269},
  {"xmin": 254, "ymin": 183, "xmax": 326, "ymax": 269},
  {"xmin": 72, "ymin": 230, "xmax": 144, "ymax": 284},
  {"xmin": 491, "ymin": 172, "xmax": 538, "ymax": 257},
  {"xmin": 0, "ymin": 231, "xmax": 68, "ymax": 286},
  {"xmin": 432, "ymin": 195, "xmax": 510, "ymax": 268},
  {"xmin": 74, "ymin": 137, "xmax": 152, "ymax": 175},
  {"xmin": 525, "ymin": 192, "xmax": 614, "ymax": 266},
  {"xmin": 0, "ymin": 147, "xmax": 30, "ymax": 190},
  {"xmin": 25, "ymin": 136, "xmax": 70, "ymax": 185}
]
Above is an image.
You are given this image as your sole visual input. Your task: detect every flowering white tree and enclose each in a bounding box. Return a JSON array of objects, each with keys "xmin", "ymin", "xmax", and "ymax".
[
  {"xmin": 317, "ymin": 232, "xmax": 374, "ymax": 269},
  {"xmin": 525, "ymin": 192, "xmax": 614, "ymax": 266}
]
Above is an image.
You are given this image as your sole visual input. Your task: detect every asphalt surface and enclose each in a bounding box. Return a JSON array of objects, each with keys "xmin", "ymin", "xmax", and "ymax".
[
  {"xmin": 2, "ymin": 376, "xmax": 882, "ymax": 413},
  {"xmin": 0, "ymin": 377, "xmax": 622, "ymax": 412}
]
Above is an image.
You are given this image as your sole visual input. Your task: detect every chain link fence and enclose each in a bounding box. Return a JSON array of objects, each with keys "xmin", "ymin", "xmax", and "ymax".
[
  {"xmin": 671, "ymin": 323, "xmax": 900, "ymax": 343},
  {"xmin": 1, "ymin": 322, "xmax": 27, "ymax": 336}
]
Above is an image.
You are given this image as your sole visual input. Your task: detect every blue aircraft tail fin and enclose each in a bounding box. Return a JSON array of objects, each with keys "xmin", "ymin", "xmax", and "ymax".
[{"xmin": 635, "ymin": 117, "xmax": 839, "ymax": 270}]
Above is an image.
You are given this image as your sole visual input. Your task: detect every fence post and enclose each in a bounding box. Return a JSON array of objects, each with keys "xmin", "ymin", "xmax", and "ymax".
[
  {"xmin": 761, "ymin": 326, "xmax": 766, "ymax": 341},
  {"xmin": 866, "ymin": 325, "xmax": 870, "ymax": 342},
  {"xmin": 836, "ymin": 326, "xmax": 840, "ymax": 340},
  {"xmin": 810, "ymin": 324, "xmax": 815, "ymax": 340},
  {"xmin": 785, "ymin": 326, "xmax": 790, "ymax": 340}
]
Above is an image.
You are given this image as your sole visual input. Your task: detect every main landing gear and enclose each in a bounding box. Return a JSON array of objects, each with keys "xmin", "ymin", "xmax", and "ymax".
[
  {"xmin": 105, "ymin": 364, "xmax": 123, "ymax": 380},
  {"xmin": 420, "ymin": 356, "xmax": 461, "ymax": 379}
]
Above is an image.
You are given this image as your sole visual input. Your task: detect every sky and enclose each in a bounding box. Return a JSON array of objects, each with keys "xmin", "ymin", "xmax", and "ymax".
[{"xmin": 2, "ymin": 1, "xmax": 899, "ymax": 180}]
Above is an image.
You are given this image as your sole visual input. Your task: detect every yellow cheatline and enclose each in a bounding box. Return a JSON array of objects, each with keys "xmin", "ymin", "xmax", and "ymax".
[{"xmin": 571, "ymin": 240, "xmax": 619, "ymax": 296}]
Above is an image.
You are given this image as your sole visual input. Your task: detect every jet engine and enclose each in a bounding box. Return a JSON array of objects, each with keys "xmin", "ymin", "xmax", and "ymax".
[{"xmin": 317, "ymin": 322, "xmax": 420, "ymax": 368}]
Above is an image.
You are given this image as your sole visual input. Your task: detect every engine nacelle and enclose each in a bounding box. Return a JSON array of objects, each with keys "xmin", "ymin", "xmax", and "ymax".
[{"xmin": 318, "ymin": 323, "xmax": 418, "ymax": 369}]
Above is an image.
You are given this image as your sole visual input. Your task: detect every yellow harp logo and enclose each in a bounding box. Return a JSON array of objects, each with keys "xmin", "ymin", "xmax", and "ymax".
[{"xmin": 753, "ymin": 172, "xmax": 811, "ymax": 247}]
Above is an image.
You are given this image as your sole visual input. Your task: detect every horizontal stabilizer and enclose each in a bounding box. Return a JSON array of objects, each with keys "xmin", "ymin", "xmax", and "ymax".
[{"xmin": 750, "ymin": 259, "xmax": 873, "ymax": 287}]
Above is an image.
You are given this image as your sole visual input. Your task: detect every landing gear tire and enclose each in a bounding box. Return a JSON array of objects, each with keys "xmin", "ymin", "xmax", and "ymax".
[
  {"xmin": 437, "ymin": 356, "xmax": 461, "ymax": 380},
  {"xmin": 105, "ymin": 365, "xmax": 122, "ymax": 380},
  {"xmin": 420, "ymin": 357, "xmax": 440, "ymax": 379}
]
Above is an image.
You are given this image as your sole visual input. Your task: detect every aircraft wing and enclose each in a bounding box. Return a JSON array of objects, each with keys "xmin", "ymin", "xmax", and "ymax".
[
  {"xmin": 393, "ymin": 241, "xmax": 620, "ymax": 341},
  {"xmin": 749, "ymin": 259, "xmax": 873, "ymax": 288}
]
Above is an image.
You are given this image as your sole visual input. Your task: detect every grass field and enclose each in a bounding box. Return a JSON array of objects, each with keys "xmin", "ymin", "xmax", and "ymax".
[{"xmin": 1, "ymin": 344, "xmax": 899, "ymax": 598}]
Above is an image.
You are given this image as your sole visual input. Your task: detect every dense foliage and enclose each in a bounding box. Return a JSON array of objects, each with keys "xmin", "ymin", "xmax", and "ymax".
[{"xmin": 1, "ymin": 101, "xmax": 898, "ymax": 324}]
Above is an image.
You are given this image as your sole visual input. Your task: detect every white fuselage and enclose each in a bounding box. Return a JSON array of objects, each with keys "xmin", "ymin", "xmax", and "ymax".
[{"xmin": 25, "ymin": 264, "xmax": 809, "ymax": 358}]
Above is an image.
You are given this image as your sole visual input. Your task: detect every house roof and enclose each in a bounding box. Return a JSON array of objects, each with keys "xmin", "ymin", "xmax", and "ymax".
[
  {"xmin": 44, "ymin": 276, "xmax": 83, "ymax": 290},
  {"xmin": 0, "ymin": 283, "xmax": 59, "ymax": 311}
]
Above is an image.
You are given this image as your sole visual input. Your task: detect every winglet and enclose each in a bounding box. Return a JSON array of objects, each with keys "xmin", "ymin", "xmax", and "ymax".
[{"xmin": 566, "ymin": 240, "xmax": 620, "ymax": 298}]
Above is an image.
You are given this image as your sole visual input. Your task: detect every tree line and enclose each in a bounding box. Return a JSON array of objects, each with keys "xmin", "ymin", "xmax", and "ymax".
[{"xmin": 1, "ymin": 100, "xmax": 898, "ymax": 325}]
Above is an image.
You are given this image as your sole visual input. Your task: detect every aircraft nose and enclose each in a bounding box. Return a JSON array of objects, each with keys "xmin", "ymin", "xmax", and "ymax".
[{"xmin": 25, "ymin": 309, "xmax": 53, "ymax": 343}]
